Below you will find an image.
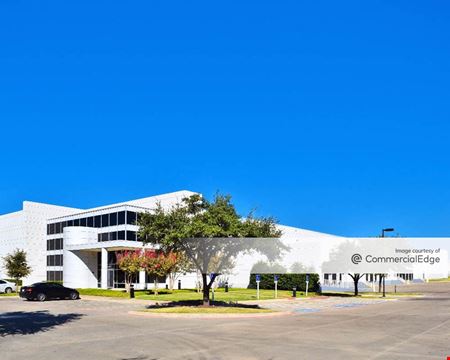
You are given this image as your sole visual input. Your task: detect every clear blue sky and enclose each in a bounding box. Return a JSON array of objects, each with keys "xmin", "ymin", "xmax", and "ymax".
[{"xmin": 1, "ymin": 1, "xmax": 449, "ymax": 237}]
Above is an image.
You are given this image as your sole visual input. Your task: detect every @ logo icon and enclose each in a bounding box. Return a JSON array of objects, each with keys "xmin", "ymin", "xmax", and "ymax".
[{"xmin": 351, "ymin": 253, "xmax": 362, "ymax": 265}]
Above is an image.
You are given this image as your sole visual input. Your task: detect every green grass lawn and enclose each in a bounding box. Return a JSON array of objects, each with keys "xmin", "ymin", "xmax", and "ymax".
[
  {"xmin": 429, "ymin": 276, "xmax": 450, "ymax": 282},
  {"xmin": 0, "ymin": 292, "xmax": 18, "ymax": 297},
  {"xmin": 77, "ymin": 287, "xmax": 315, "ymax": 301},
  {"xmin": 141, "ymin": 306, "xmax": 275, "ymax": 314}
]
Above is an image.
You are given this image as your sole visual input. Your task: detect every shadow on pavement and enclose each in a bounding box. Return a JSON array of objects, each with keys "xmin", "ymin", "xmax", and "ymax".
[{"xmin": 0, "ymin": 310, "xmax": 83, "ymax": 337}]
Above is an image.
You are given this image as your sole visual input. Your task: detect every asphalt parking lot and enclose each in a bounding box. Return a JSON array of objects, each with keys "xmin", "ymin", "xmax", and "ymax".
[{"xmin": 1, "ymin": 282, "xmax": 450, "ymax": 360}]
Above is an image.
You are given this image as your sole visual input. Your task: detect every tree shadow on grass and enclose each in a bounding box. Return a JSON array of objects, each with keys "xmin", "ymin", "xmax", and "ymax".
[
  {"xmin": 0, "ymin": 311, "xmax": 83, "ymax": 337},
  {"xmin": 145, "ymin": 300, "xmax": 262, "ymax": 309}
]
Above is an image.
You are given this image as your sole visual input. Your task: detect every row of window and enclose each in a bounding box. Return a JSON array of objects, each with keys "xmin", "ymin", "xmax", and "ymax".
[
  {"xmin": 47, "ymin": 271, "xmax": 63, "ymax": 282},
  {"xmin": 47, "ymin": 238, "xmax": 63, "ymax": 251},
  {"xmin": 98, "ymin": 231, "xmax": 137, "ymax": 242},
  {"xmin": 47, "ymin": 255, "xmax": 63, "ymax": 267},
  {"xmin": 47, "ymin": 211, "xmax": 139, "ymax": 235}
]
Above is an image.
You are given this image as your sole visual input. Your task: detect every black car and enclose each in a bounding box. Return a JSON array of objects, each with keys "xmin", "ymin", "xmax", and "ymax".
[{"xmin": 20, "ymin": 282, "xmax": 79, "ymax": 301}]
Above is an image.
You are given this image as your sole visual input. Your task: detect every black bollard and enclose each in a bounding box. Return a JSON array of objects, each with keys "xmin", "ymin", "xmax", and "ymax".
[
  {"xmin": 225, "ymin": 282, "xmax": 229, "ymax": 293},
  {"xmin": 178, "ymin": 279, "xmax": 181, "ymax": 290},
  {"xmin": 130, "ymin": 284, "xmax": 135, "ymax": 299},
  {"xmin": 292, "ymin": 287, "xmax": 297, "ymax": 298}
]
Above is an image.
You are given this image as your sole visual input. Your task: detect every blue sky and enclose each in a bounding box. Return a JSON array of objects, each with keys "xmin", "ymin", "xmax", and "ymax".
[{"xmin": 1, "ymin": 1, "xmax": 449, "ymax": 237}]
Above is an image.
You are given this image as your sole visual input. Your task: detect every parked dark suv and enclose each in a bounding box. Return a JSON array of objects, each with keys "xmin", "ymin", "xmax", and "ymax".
[{"xmin": 20, "ymin": 282, "xmax": 79, "ymax": 301}]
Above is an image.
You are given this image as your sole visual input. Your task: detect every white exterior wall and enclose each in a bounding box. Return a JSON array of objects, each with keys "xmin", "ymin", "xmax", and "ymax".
[
  {"xmin": 63, "ymin": 227, "xmax": 99, "ymax": 288},
  {"xmin": 0, "ymin": 202, "xmax": 80, "ymax": 285}
]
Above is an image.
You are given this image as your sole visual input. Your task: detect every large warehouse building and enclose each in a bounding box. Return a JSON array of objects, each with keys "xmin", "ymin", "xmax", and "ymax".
[{"xmin": 0, "ymin": 190, "xmax": 448, "ymax": 291}]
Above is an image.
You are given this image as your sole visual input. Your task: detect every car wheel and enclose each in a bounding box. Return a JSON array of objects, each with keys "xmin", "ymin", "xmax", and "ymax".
[
  {"xmin": 37, "ymin": 293, "xmax": 46, "ymax": 301},
  {"xmin": 5, "ymin": 287, "xmax": 12, "ymax": 294},
  {"xmin": 69, "ymin": 292, "xmax": 78, "ymax": 300}
]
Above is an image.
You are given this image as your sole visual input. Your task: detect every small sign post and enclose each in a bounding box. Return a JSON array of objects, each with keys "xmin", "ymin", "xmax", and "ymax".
[
  {"xmin": 255, "ymin": 274, "xmax": 261, "ymax": 300},
  {"xmin": 305, "ymin": 274, "xmax": 310, "ymax": 297},
  {"xmin": 274, "ymin": 275, "xmax": 279, "ymax": 299}
]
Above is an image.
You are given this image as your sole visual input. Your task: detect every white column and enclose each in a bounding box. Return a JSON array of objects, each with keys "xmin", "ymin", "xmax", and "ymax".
[
  {"xmin": 139, "ymin": 271, "xmax": 146, "ymax": 290},
  {"xmin": 101, "ymin": 248, "xmax": 108, "ymax": 289}
]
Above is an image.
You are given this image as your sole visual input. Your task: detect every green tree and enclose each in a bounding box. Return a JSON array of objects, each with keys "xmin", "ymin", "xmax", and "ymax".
[
  {"xmin": 138, "ymin": 193, "xmax": 284, "ymax": 305},
  {"xmin": 3, "ymin": 249, "xmax": 31, "ymax": 288}
]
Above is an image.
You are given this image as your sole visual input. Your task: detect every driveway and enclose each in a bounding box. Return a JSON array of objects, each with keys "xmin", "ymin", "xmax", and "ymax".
[{"xmin": 1, "ymin": 282, "xmax": 449, "ymax": 360}]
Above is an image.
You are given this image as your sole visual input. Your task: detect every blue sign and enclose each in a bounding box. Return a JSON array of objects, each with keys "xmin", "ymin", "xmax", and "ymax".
[
  {"xmin": 255, "ymin": 274, "xmax": 261, "ymax": 282},
  {"xmin": 306, "ymin": 274, "xmax": 310, "ymax": 282},
  {"xmin": 274, "ymin": 275, "xmax": 279, "ymax": 282}
]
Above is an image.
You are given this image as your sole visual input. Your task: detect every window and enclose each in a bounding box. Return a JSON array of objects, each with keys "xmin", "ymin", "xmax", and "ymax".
[
  {"xmin": 80, "ymin": 218, "xmax": 87, "ymax": 226},
  {"xmin": 109, "ymin": 212, "xmax": 117, "ymax": 226},
  {"xmin": 101, "ymin": 232, "xmax": 109, "ymax": 241},
  {"xmin": 0, "ymin": 280, "xmax": 5, "ymax": 284},
  {"xmin": 67, "ymin": 220, "xmax": 73, "ymax": 227},
  {"xmin": 48, "ymin": 255, "xmax": 55, "ymax": 266},
  {"xmin": 110, "ymin": 231, "xmax": 117, "ymax": 240},
  {"xmin": 47, "ymin": 224, "xmax": 50, "ymax": 235},
  {"xmin": 49, "ymin": 239, "xmax": 55, "ymax": 251},
  {"xmin": 47, "ymin": 240, "xmax": 50, "ymax": 251},
  {"xmin": 55, "ymin": 255, "xmax": 63, "ymax": 266},
  {"xmin": 126, "ymin": 231, "xmax": 136, "ymax": 241},
  {"xmin": 58, "ymin": 238, "xmax": 63, "ymax": 249},
  {"xmin": 55, "ymin": 222, "xmax": 61, "ymax": 234},
  {"xmin": 87, "ymin": 217, "xmax": 94, "ymax": 227},
  {"xmin": 126, "ymin": 211, "xmax": 136, "ymax": 225},
  {"xmin": 102, "ymin": 214, "xmax": 109, "ymax": 227},
  {"xmin": 118, "ymin": 230, "xmax": 125, "ymax": 240},
  {"xmin": 94, "ymin": 215, "xmax": 101, "ymax": 227},
  {"xmin": 61, "ymin": 221, "xmax": 67, "ymax": 232},
  {"xmin": 73, "ymin": 219, "xmax": 80, "ymax": 226},
  {"xmin": 49, "ymin": 223, "xmax": 55, "ymax": 235},
  {"xmin": 118, "ymin": 211, "xmax": 125, "ymax": 225}
]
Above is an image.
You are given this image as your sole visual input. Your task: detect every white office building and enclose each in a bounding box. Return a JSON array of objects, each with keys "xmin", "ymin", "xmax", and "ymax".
[{"xmin": 0, "ymin": 190, "xmax": 448, "ymax": 291}]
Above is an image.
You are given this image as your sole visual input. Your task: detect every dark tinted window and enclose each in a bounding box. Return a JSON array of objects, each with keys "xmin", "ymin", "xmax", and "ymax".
[
  {"xmin": 94, "ymin": 215, "xmax": 101, "ymax": 227},
  {"xmin": 87, "ymin": 217, "xmax": 94, "ymax": 227},
  {"xmin": 61, "ymin": 221, "xmax": 67, "ymax": 231},
  {"xmin": 80, "ymin": 218, "xmax": 87, "ymax": 226},
  {"xmin": 49, "ymin": 223, "xmax": 55, "ymax": 235},
  {"xmin": 126, "ymin": 231, "xmax": 136, "ymax": 241},
  {"xmin": 55, "ymin": 222, "xmax": 61, "ymax": 234},
  {"xmin": 110, "ymin": 231, "xmax": 117, "ymax": 240},
  {"xmin": 118, "ymin": 211, "xmax": 125, "ymax": 224},
  {"xmin": 101, "ymin": 232, "xmax": 109, "ymax": 241},
  {"xmin": 126, "ymin": 211, "xmax": 136, "ymax": 225},
  {"xmin": 118, "ymin": 230, "xmax": 125, "ymax": 240},
  {"xmin": 49, "ymin": 239, "xmax": 55, "ymax": 251},
  {"xmin": 109, "ymin": 212, "xmax": 117, "ymax": 226},
  {"xmin": 47, "ymin": 224, "xmax": 50, "ymax": 235},
  {"xmin": 67, "ymin": 220, "xmax": 73, "ymax": 227},
  {"xmin": 102, "ymin": 214, "xmax": 109, "ymax": 227},
  {"xmin": 73, "ymin": 219, "xmax": 80, "ymax": 226}
]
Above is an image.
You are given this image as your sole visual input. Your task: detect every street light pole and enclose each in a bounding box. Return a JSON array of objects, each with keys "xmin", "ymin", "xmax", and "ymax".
[{"xmin": 380, "ymin": 228, "xmax": 394, "ymax": 298}]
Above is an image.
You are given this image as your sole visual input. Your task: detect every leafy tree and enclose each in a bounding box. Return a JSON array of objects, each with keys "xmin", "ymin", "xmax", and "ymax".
[
  {"xmin": 141, "ymin": 249, "xmax": 177, "ymax": 295},
  {"xmin": 250, "ymin": 260, "xmax": 287, "ymax": 274},
  {"xmin": 290, "ymin": 261, "xmax": 315, "ymax": 274},
  {"xmin": 3, "ymin": 249, "xmax": 31, "ymax": 288},
  {"xmin": 138, "ymin": 193, "xmax": 284, "ymax": 305},
  {"xmin": 166, "ymin": 251, "xmax": 195, "ymax": 291},
  {"xmin": 116, "ymin": 250, "xmax": 142, "ymax": 292}
]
